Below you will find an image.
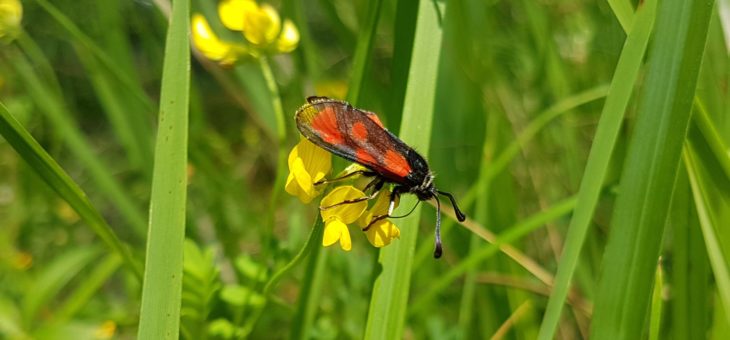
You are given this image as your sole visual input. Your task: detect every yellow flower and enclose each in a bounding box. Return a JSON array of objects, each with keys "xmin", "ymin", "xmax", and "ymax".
[
  {"xmin": 191, "ymin": 14, "xmax": 241, "ymax": 65},
  {"xmin": 275, "ymin": 20, "xmax": 300, "ymax": 53},
  {"xmin": 193, "ymin": 1, "xmax": 299, "ymax": 64},
  {"xmin": 218, "ymin": 0, "xmax": 299, "ymax": 53},
  {"xmin": 320, "ymin": 186, "xmax": 368, "ymax": 251},
  {"xmin": 0, "ymin": 0, "xmax": 22, "ymax": 43},
  {"xmin": 94, "ymin": 320, "xmax": 117, "ymax": 339},
  {"xmin": 285, "ymin": 138, "xmax": 332, "ymax": 203},
  {"xmin": 359, "ymin": 190, "xmax": 401, "ymax": 247}
]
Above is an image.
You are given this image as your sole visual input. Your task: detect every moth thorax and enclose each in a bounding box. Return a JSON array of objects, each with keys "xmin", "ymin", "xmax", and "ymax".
[{"xmin": 413, "ymin": 173, "xmax": 435, "ymax": 200}]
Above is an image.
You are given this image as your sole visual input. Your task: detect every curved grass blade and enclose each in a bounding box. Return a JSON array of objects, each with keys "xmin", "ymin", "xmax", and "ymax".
[
  {"xmin": 684, "ymin": 145, "xmax": 730, "ymax": 325},
  {"xmin": 409, "ymin": 196, "xmax": 577, "ymax": 316},
  {"xmin": 22, "ymin": 247, "xmax": 101, "ymax": 328},
  {"xmin": 0, "ymin": 101, "xmax": 141, "ymax": 279},
  {"xmin": 137, "ymin": 0, "xmax": 190, "ymax": 337},
  {"xmin": 413, "ymin": 84, "xmax": 608, "ymax": 266},
  {"xmin": 590, "ymin": 0, "xmax": 716, "ymax": 337},
  {"xmin": 537, "ymin": 0, "xmax": 657, "ymax": 337},
  {"xmin": 9, "ymin": 50, "xmax": 148, "ymax": 238}
]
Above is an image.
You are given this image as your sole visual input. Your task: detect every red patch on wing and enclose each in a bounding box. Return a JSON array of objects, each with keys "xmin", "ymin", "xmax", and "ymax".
[
  {"xmin": 351, "ymin": 122, "xmax": 368, "ymax": 141},
  {"xmin": 311, "ymin": 107, "xmax": 344, "ymax": 144},
  {"xmin": 383, "ymin": 150, "xmax": 411, "ymax": 178},
  {"xmin": 355, "ymin": 149, "xmax": 377, "ymax": 165}
]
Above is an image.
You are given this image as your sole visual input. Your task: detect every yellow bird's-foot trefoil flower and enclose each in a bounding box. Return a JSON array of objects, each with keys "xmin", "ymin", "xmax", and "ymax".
[
  {"xmin": 191, "ymin": 0, "xmax": 299, "ymax": 65},
  {"xmin": 285, "ymin": 138, "xmax": 332, "ymax": 203},
  {"xmin": 191, "ymin": 14, "xmax": 242, "ymax": 65},
  {"xmin": 319, "ymin": 186, "xmax": 368, "ymax": 251},
  {"xmin": 359, "ymin": 190, "xmax": 401, "ymax": 247}
]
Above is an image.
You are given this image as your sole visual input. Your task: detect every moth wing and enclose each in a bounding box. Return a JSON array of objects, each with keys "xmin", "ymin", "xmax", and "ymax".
[{"xmin": 295, "ymin": 99, "xmax": 412, "ymax": 182}]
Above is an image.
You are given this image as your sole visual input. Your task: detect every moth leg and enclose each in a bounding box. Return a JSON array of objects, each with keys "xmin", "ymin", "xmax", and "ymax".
[
  {"xmin": 362, "ymin": 177, "xmax": 385, "ymax": 194},
  {"xmin": 313, "ymin": 170, "xmax": 376, "ymax": 186},
  {"xmin": 362, "ymin": 187, "xmax": 403, "ymax": 231},
  {"xmin": 319, "ymin": 177, "xmax": 385, "ymax": 210},
  {"xmin": 320, "ymin": 189, "xmax": 380, "ymax": 210}
]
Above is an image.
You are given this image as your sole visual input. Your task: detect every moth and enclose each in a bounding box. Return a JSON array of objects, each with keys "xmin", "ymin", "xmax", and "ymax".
[{"xmin": 295, "ymin": 96, "xmax": 466, "ymax": 258}]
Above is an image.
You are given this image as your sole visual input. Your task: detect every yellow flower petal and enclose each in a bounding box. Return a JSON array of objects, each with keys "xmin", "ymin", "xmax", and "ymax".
[
  {"xmin": 218, "ymin": 0, "xmax": 256, "ymax": 31},
  {"xmin": 323, "ymin": 219, "xmax": 351, "ymax": 251},
  {"xmin": 358, "ymin": 189, "xmax": 399, "ymax": 228},
  {"xmin": 275, "ymin": 19, "xmax": 299, "ymax": 53},
  {"xmin": 191, "ymin": 14, "xmax": 239, "ymax": 64},
  {"xmin": 286, "ymin": 171, "xmax": 315, "ymax": 204},
  {"xmin": 0, "ymin": 0, "xmax": 22, "ymax": 41},
  {"xmin": 365, "ymin": 220, "xmax": 401, "ymax": 247},
  {"xmin": 242, "ymin": 3, "xmax": 281, "ymax": 46},
  {"xmin": 320, "ymin": 186, "xmax": 368, "ymax": 224},
  {"xmin": 285, "ymin": 139, "xmax": 331, "ymax": 203},
  {"xmin": 296, "ymin": 138, "xmax": 331, "ymax": 182}
]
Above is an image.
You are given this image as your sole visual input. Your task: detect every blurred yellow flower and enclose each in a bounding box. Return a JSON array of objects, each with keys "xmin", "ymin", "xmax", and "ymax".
[
  {"xmin": 191, "ymin": 14, "xmax": 240, "ymax": 65},
  {"xmin": 275, "ymin": 20, "xmax": 300, "ymax": 53},
  {"xmin": 94, "ymin": 320, "xmax": 117, "ymax": 339},
  {"xmin": 218, "ymin": 0, "xmax": 299, "ymax": 53},
  {"xmin": 192, "ymin": 1, "xmax": 299, "ymax": 64},
  {"xmin": 285, "ymin": 138, "xmax": 332, "ymax": 203},
  {"xmin": 359, "ymin": 190, "xmax": 400, "ymax": 247},
  {"xmin": 320, "ymin": 186, "xmax": 368, "ymax": 251},
  {"xmin": 0, "ymin": 0, "xmax": 22, "ymax": 42}
]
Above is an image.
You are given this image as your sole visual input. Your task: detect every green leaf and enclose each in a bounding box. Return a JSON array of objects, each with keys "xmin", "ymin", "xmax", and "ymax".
[
  {"xmin": 181, "ymin": 240, "xmax": 221, "ymax": 340},
  {"xmin": 137, "ymin": 0, "xmax": 190, "ymax": 337}
]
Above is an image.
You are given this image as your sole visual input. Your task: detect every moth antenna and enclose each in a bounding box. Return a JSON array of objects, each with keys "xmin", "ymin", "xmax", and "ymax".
[
  {"xmin": 433, "ymin": 195, "xmax": 443, "ymax": 259},
  {"xmin": 389, "ymin": 200, "xmax": 421, "ymax": 219},
  {"xmin": 437, "ymin": 190, "xmax": 466, "ymax": 222}
]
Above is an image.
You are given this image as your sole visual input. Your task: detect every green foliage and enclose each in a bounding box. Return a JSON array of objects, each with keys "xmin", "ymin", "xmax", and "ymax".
[
  {"xmin": 181, "ymin": 240, "xmax": 221, "ymax": 340},
  {"xmin": 0, "ymin": 0, "xmax": 727, "ymax": 339}
]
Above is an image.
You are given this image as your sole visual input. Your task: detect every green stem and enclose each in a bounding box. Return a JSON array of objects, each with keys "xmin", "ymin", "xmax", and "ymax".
[
  {"xmin": 244, "ymin": 56, "xmax": 289, "ymax": 335},
  {"xmin": 260, "ymin": 56, "xmax": 288, "ymax": 215}
]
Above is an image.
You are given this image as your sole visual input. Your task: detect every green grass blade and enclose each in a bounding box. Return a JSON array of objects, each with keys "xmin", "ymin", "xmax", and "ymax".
[
  {"xmin": 52, "ymin": 254, "xmax": 122, "ymax": 324},
  {"xmin": 671, "ymin": 163, "xmax": 711, "ymax": 338},
  {"xmin": 414, "ymin": 85, "xmax": 607, "ymax": 267},
  {"xmin": 0, "ymin": 101, "xmax": 141, "ymax": 279},
  {"xmin": 9, "ymin": 50, "xmax": 148, "ymax": 237},
  {"xmin": 363, "ymin": 1, "xmax": 445, "ymax": 338},
  {"xmin": 608, "ymin": 0, "xmax": 635, "ymax": 32},
  {"xmin": 590, "ymin": 0, "xmax": 716, "ymax": 338},
  {"xmin": 346, "ymin": 0, "xmax": 383, "ymax": 106},
  {"xmin": 22, "ymin": 246, "xmax": 101, "ymax": 327},
  {"xmin": 287, "ymin": 221, "xmax": 327, "ymax": 340},
  {"xmin": 537, "ymin": 0, "xmax": 657, "ymax": 337},
  {"xmin": 137, "ymin": 0, "xmax": 190, "ymax": 337},
  {"xmin": 648, "ymin": 262, "xmax": 665, "ymax": 340},
  {"xmin": 75, "ymin": 47, "xmax": 153, "ymax": 174},
  {"xmin": 33, "ymin": 0, "xmax": 155, "ymax": 114},
  {"xmin": 684, "ymin": 145, "xmax": 730, "ymax": 325},
  {"xmin": 692, "ymin": 98, "xmax": 730, "ymax": 179},
  {"xmin": 409, "ymin": 196, "xmax": 577, "ymax": 316}
]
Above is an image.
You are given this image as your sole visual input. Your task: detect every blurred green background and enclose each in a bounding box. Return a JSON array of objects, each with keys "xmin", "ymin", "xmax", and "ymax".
[{"xmin": 0, "ymin": 0, "xmax": 728, "ymax": 339}]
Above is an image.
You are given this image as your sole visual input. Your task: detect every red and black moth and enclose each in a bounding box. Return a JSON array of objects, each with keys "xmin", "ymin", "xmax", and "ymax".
[{"xmin": 295, "ymin": 96, "xmax": 466, "ymax": 258}]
